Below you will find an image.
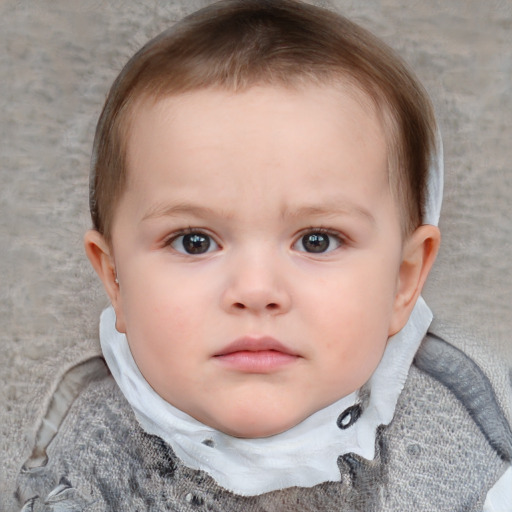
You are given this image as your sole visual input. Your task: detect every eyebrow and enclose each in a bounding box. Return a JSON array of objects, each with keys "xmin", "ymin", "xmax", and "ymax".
[
  {"xmin": 281, "ymin": 201, "xmax": 376, "ymax": 226},
  {"xmin": 142, "ymin": 199, "xmax": 376, "ymax": 227},
  {"xmin": 141, "ymin": 202, "xmax": 233, "ymax": 222}
]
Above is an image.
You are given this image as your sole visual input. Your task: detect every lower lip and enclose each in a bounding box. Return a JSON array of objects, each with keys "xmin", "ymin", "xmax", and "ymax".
[{"xmin": 214, "ymin": 350, "xmax": 299, "ymax": 372}]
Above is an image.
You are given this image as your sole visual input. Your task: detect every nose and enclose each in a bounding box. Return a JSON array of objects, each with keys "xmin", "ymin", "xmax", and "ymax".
[{"xmin": 221, "ymin": 252, "xmax": 292, "ymax": 315}]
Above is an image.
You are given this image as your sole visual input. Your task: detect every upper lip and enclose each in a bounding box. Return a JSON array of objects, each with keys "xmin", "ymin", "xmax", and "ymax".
[{"xmin": 214, "ymin": 336, "xmax": 299, "ymax": 357}]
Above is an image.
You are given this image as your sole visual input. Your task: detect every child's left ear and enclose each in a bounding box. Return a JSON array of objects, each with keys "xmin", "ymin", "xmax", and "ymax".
[{"xmin": 389, "ymin": 225, "xmax": 441, "ymax": 336}]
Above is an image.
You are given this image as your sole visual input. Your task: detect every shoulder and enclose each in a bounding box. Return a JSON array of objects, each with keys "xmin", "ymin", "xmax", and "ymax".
[
  {"xmin": 15, "ymin": 357, "xmax": 183, "ymax": 511},
  {"xmin": 380, "ymin": 324, "xmax": 512, "ymax": 511},
  {"xmin": 418, "ymin": 320, "xmax": 512, "ymax": 428},
  {"xmin": 414, "ymin": 322, "xmax": 512, "ymax": 462}
]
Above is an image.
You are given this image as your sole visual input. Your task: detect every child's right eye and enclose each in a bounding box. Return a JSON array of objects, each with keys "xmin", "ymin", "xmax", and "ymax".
[{"xmin": 168, "ymin": 231, "xmax": 219, "ymax": 255}]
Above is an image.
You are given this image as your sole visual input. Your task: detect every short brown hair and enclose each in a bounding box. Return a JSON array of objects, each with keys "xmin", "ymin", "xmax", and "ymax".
[{"xmin": 90, "ymin": 0, "xmax": 437, "ymax": 241}]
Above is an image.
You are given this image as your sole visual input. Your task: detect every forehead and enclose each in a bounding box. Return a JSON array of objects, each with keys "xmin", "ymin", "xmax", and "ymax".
[{"xmin": 125, "ymin": 83, "xmax": 389, "ymax": 186}]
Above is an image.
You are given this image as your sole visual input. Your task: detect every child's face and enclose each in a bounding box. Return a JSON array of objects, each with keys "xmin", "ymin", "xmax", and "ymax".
[{"xmin": 91, "ymin": 85, "xmax": 429, "ymax": 438}]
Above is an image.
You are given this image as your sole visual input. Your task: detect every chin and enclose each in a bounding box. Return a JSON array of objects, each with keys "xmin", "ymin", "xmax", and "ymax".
[{"xmin": 213, "ymin": 414, "xmax": 299, "ymax": 439}]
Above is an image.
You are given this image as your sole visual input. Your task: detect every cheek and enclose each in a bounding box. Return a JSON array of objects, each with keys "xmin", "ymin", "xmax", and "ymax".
[
  {"xmin": 122, "ymin": 263, "xmax": 222, "ymax": 358},
  {"xmin": 301, "ymin": 258, "xmax": 400, "ymax": 345},
  {"xmin": 123, "ymin": 295, "xmax": 202, "ymax": 397},
  {"xmin": 122, "ymin": 257, "xmax": 211, "ymax": 315},
  {"xmin": 307, "ymin": 258, "xmax": 398, "ymax": 313}
]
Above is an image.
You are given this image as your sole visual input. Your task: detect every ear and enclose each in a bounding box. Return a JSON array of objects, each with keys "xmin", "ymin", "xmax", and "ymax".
[
  {"xmin": 389, "ymin": 225, "xmax": 441, "ymax": 336},
  {"xmin": 84, "ymin": 230, "xmax": 126, "ymax": 333}
]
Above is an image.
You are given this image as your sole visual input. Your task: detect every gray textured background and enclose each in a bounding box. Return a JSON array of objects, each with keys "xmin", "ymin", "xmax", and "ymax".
[{"xmin": 1, "ymin": 1, "xmax": 511, "ymax": 510}]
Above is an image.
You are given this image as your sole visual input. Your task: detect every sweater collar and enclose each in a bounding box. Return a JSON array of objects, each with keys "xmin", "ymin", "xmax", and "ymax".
[{"xmin": 100, "ymin": 297, "xmax": 432, "ymax": 496}]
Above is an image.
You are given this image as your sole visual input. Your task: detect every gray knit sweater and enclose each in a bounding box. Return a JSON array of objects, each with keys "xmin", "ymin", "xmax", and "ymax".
[{"xmin": 15, "ymin": 332, "xmax": 512, "ymax": 511}]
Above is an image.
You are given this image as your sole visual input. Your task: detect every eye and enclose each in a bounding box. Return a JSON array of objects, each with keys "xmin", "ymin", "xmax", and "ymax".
[
  {"xmin": 294, "ymin": 230, "xmax": 343, "ymax": 254},
  {"xmin": 169, "ymin": 231, "xmax": 219, "ymax": 255}
]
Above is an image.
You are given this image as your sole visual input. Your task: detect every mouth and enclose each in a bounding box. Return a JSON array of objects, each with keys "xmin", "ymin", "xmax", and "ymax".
[{"xmin": 213, "ymin": 336, "xmax": 300, "ymax": 373}]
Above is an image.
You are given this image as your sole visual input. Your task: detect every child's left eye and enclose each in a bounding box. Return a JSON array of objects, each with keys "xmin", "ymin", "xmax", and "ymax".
[
  {"xmin": 168, "ymin": 231, "xmax": 219, "ymax": 255},
  {"xmin": 293, "ymin": 230, "xmax": 343, "ymax": 254}
]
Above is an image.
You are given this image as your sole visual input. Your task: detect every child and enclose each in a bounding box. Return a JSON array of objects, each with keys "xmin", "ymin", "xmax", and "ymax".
[{"xmin": 16, "ymin": 1, "xmax": 512, "ymax": 510}]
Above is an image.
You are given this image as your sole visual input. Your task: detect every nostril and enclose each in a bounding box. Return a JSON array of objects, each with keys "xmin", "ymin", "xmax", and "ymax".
[{"xmin": 232, "ymin": 302, "xmax": 279, "ymax": 311}]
